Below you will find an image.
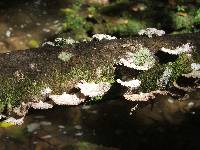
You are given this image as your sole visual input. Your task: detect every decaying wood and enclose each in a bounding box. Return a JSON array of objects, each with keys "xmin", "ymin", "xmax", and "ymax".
[{"xmin": 0, "ymin": 32, "xmax": 200, "ymax": 120}]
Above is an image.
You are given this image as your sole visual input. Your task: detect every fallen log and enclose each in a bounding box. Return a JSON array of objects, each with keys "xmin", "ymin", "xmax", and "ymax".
[{"xmin": 0, "ymin": 33, "xmax": 200, "ymax": 122}]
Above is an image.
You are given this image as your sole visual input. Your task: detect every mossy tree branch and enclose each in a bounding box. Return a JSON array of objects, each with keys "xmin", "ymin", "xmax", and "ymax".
[{"xmin": 0, "ymin": 33, "xmax": 200, "ymax": 113}]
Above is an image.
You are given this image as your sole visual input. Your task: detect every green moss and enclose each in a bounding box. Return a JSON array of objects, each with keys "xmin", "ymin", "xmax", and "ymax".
[
  {"xmin": 138, "ymin": 64, "xmax": 165, "ymax": 92},
  {"xmin": 61, "ymin": 0, "xmax": 92, "ymax": 40},
  {"xmin": 194, "ymin": 8, "xmax": 200, "ymax": 25},
  {"xmin": 0, "ymin": 76, "xmax": 45, "ymax": 113},
  {"xmin": 192, "ymin": 49, "xmax": 200, "ymax": 63},
  {"xmin": 87, "ymin": 6, "xmax": 97, "ymax": 16},
  {"xmin": 138, "ymin": 53, "xmax": 192, "ymax": 92},
  {"xmin": 0, "ymin": 62, "xmax": 115, "ymax": 112},
  {"xmin": 65, "ymin": 64, "xmax": 115, "ymax": 84},
  {"xmin": 168, "ymin": 53, "xmax": 192, "ymax": 82},
  {"xmin": 131, "ymin": 46, "xmax": 155, "ymax": 66}
]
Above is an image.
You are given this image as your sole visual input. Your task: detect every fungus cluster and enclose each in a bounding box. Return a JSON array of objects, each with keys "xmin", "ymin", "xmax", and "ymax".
[
  {"xmin": 92, "ymin": 34, "xmax": 117, "ymax": 41},
  {"xmin": 118, "ymin": 45, "xmax": 155, "ymax": 70},
  {"xmin": 160, "ymin": 43, "xmax": 193, "ymax": 55},
  {"xmin": 116, "ymin": 38, "xmax": 198, "ymax": 102},
  {"xmin": 76, "ymin": 81, "xmax": 111, "ymax": 97},
  {"xmin": 138, "ymin": 28, "xmax": 165, "ymax": 38}
]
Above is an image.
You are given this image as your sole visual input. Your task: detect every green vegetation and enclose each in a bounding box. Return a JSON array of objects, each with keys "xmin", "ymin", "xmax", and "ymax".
[
  {"xmin": 137, "ymin": 64, "xmax": 165, "ymax": 92},
  {"xmin": 138, "ymin": 53, "xmax": 192, "ymax": 92},
  {"xmin": 60, "ymin": 0, "xmax": 200, "ymax": 40},
  {"xmin": 65, "ymin": 64, "xmax": 115, "ymax": 84},
  {"xmin": 0, "ymin": 48, "xmax": 117, "ymax": 113},
  {"xmin": 0, "ymin": 76, "xmax": 45, "ymax": 112},
  {"xmin": 194, "ymin": 8, "xmax": 200, "ymax": 25},
  {"xmin": 171, "ymin": 13, "xmax": 194, "ymax": 32},
  {"xmin": 106, "ymin": 19, "xmax": 146, "ymax": 37},
  {"xmin": 62, "ymin": 0, "xmax": 93, "ymax": 40},
  {"xmin": 168, "ymin": 53, "xmax": 192, "ymax": 82},
  {"xmin": 1, "ymin": 0, "xmax": 200, "ymax": 114}
]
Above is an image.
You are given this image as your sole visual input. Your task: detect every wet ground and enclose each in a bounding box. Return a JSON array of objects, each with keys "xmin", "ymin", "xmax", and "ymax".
[
  {"xmin": 0, "ymin": 91, "xmax": 200, "ymax": 150},
  {"xmin": 0, "ymin": 0, "xmax": 68, "ymax": 52}
]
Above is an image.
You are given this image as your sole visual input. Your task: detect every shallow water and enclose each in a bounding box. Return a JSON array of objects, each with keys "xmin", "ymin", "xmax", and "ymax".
[
  {"xmin": 0, "ymin": 0, "xmax": 68, "ymax": 52},
  {"xmin": 1, "ymin": 92, "xmax": 200, "ymax": 150}
]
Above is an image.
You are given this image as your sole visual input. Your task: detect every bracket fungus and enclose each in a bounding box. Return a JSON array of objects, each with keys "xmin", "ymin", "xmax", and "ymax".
[
  {"xmin": 117, "ymin": 79, "xmax": 141, "ymax": 89},
  {"xmin": 123, "ymin": 90, "xmax": 168, "ymax": 102},
  {"xmin": 138, "ymin": 28, "xmax": 165, "ymax": 38},
  {"xmin": 75, "ymin": 81, "xmax": 111, "ymax": 97},
  {"xmin": 92, "ymin": 34, "xmax": 117, "ymax": 41},
  {"xmin": 4, "ymin": 117, "xmax": 25, "ymax": 125},
  {"xmin": 182, "ymin": 63, "xmax": 200, "ymax": 79},
  {"xmin": 31, "ymin": 101, "xmax": 53, "ymax": 109},
  {"xmin": 118, "ymin": 46, "xmax": 155, "ymax": 71},
  {"xmin": 160, "ymin": 43, "xmax": 193, "ymax": 55},
  {"xmin": 49, "ymin": 92, "xmax": 85, "ymax": 106}
]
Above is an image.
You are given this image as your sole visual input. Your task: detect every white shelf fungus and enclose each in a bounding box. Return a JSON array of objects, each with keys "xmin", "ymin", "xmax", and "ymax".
[
  {"xmin": 117, "ymin": 79, "xmax": 141, "ymax": 88},
  {"xmin": 76, "ymin": 81, "xmax": 111, "ymax": 97},
  {"xmin": 49, "ymin": 92, "xmax": 85, "ymax": 105},
  {"xmin": 182, "ymin": 71, "xmax": 200, "ymax": 78},
  {"xmin": 138, "ymin": 28, "xmax": 165, "ymax": 38},
  {"xmin": 92, "ymin": 34, "xmax": 117, "ymax": 41},
  {"xmin": 4, "ymin": 117, "xmax": 25, "ymax": 125},
  {"xmin": 118, "ymin": 47, "xmax": 155, "ymax": 70},
  {"xmin": 58, "ymin": 51, "xmax": 73, "ymax": 62},
  {"xmin": 124, "ymin": 91, "xmax": 168, "ymax": 101},
  {"xmin": 31, "ymin": 101, "xmax": 53, "ymax": 109},
  {"xmin": 191, "ymin": 63, "xmax": 200, "ymax": 71},
  {"xmin": 42, "ymin": 37, "xmax": 77, "ymax": 47},
  {"xmin": 40, "ymin": 87, "xmax": 52, "ymax": 96},
  {"xmin": 160, "ymin": 43, "xmax": 193, "ymax": 55},
  {"xmin": 55, "ymin": 37, "xmax": 76, "ymax": 45},
  {"xmin": 173, "ymin": 81, "xmax": 195, "ymax": 92},
  {"xmin": 42, "ymin": 41, "xmax": 55, "ymax": 47}
]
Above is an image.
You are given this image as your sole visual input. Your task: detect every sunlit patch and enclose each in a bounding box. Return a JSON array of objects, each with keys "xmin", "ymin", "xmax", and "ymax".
[{"xmin": 0, "ymin": 121, "xmax": 15, "ymax": 128}]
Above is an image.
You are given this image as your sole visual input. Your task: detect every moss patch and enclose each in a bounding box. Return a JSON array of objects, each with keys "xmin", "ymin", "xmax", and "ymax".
[
  {"xmin": 138, "ymin": 53, "xmax": 192, "ymax": 92},
  {"xmin": 0, "ymin": 74, "xmax": 48, "ymax": 113}
]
